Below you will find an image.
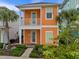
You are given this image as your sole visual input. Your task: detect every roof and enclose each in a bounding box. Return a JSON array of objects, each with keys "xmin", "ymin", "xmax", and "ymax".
[{"xmin": 17, "ymin": 2, "xmax": 58, "ymax": 8}]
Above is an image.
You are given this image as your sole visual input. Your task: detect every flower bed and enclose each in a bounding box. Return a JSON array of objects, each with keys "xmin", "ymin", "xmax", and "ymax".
[{"xmin": 0, "ymin": 44, "xmax": 27, "ymax": 57}]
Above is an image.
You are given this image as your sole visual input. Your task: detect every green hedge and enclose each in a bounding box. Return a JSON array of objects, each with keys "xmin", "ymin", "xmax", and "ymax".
[
  {"xmin": 43, "ymin": 44, "xmax": 79, "ymax": 59},
  {"xmin": 0, "ymin": 43, "xmax": 3, "ymax": 49},
  {"xmin": 16, "ymin": 44, "xmax": 26, "ymax": 49}
]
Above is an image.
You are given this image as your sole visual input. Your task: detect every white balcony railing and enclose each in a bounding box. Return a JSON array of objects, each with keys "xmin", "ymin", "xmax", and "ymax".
[
  {"xmin": 20, "ymin": 18, "xmax": 41, "ymax": 26},
  {"xmin": 20, "ymin": 18, "xmax": 41, "ymax": 29}
]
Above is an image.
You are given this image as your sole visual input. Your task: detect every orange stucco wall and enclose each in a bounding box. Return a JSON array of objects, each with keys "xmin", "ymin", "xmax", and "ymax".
[
  {"xmin": 42, "ymin": 5, "xmax": 58, "ymax": 25},
  {"xmin": 23, "ymin": 30, "xmax": 40, "ymax": 45},
  {"xmin": 41, "ymin": 27, "xmax": 58, "ymax": 45},
  {"xmin": 23, "ymin": 30, "xmax": 31, "ymax": 44}
]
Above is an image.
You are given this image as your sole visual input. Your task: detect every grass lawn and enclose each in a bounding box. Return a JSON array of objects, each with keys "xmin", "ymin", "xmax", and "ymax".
[{"xmin": 0, "ymin": 44, "xmax": 27, "ymax": 57}]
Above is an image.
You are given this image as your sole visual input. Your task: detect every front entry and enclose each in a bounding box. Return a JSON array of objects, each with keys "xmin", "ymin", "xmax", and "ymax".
[{"xmin": 31, "ymin": 31, "xmax": 36, "ymax": 43}]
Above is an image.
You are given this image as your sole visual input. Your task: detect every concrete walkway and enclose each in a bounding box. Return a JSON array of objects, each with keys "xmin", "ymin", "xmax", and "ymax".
[
  {"xmin": 0, "ymin": 48, "xmax": 43, "ymax": 59},
  {"xmin": 0, "ymin": 56, "xmax": 43, "ymax": 59},
  {"xmin": 21, "ymin": 48, "xmax": 33, "ymax": 58}
]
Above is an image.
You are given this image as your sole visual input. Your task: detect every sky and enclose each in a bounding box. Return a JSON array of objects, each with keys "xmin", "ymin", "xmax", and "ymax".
[{"xmin": 0, "ymin": 0, "xmax": 64, "ymax": 11}]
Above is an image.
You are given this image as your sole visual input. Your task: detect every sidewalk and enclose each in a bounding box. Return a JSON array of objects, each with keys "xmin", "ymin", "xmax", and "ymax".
[
  {"xmin": 0, "ymin": 56, "xmax": 43, "ymax": 59},
  {"xmin": 21, "ymin": 48, "xmax": 33, "ymax": 58}
]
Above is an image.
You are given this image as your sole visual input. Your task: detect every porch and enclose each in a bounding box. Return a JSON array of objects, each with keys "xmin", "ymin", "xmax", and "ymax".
[{"xmin": 19, "ymin": 29, "xmax": 41, "ymax": 45}]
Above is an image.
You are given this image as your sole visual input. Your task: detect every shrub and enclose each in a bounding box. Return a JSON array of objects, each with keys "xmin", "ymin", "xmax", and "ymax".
[
  {"xmin": 11, "ymin": 44, "xmax": 27, "ymax": 56},
  {"xmin": 0, "ymin": 43, "xmax": 3, "ymax": 49},
  {"xmin": 43, "ymin": 44, "xmax": 79, "ymax": 59},
  {"xmin": 65, "ymin": 51, "xmax": 79, "ymax": 59},
  {"xmin": 30, "ymin": 45, "xmax": 43, "ymax": 58},
  {"xmin": 11, "ymin": 47, "xmax": 23, "ymax": 56},
  {"xmin": 0, "ymin": 49, "xmax": 4, "ymax": 55},
  {"xmin": 16, "ymin": 44, "xmax": 26, "ymax": 49}
]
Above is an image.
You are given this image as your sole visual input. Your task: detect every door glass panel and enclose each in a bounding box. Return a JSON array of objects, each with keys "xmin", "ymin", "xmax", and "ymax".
[
  {"xmin": 32, "ymin": 31, "xmax": 35, "ymax": 42},
  {"xmin": 32, "ymin": 13, "xmax": 36, "ymax": 25}
]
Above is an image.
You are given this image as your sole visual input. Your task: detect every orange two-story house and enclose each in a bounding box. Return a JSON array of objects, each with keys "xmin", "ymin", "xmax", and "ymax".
[{"xmin": 18, "ymin": 2, "xmax": 59, "ymax": 46}]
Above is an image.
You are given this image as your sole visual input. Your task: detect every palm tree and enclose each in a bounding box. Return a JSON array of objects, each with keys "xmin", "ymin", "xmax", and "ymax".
[
  {"xmin": 0, "ymin": 7, "xmax": 19, "ymax": 50},
  {"xmin": 57, "ymin": 9, "xmax": 79, "ymax": 28},
  {"xmin": 57, "ymin": 9, "xmax": 79, "ymax": 45}
]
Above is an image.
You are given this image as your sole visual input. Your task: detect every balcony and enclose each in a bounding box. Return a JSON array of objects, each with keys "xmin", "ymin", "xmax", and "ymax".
[{"xmin": 20, "ymin": 18, "xmax": 41, "ymax": 29}]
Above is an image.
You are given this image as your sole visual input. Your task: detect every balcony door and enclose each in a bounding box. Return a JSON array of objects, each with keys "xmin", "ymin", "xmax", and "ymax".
[{"xmin": 31, "ymin": 12, "xmax": 37, "ymax": 25}]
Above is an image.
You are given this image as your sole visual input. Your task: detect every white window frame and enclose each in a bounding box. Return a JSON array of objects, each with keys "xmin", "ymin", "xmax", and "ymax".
[{"xmin": 46, "ymin": 7, "xmax": 53, "ymax": 20}]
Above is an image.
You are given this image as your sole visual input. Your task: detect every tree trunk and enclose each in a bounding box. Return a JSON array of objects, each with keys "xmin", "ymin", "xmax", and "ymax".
[{"xmin": 4, "ymin": 21, "xmax": 11, "ymax": 55}]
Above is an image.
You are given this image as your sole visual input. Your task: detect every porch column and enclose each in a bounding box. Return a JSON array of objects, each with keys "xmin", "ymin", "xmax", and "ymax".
[
  {"xmin": 40, "ymin": 7, "xmax": 42, "ymax": 44},
  {"xmin": 19, "ymin": 29, "xmax": 22, "ymax": 44},
  {"xmin": 1, "ymin": 30, "xmax": 4, "ymax": 43}
]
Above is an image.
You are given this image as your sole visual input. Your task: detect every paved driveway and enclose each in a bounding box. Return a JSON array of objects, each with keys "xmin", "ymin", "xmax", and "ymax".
[{"xmin": 0, "ymin": 56, "xmax": 43, "ymax": 59}]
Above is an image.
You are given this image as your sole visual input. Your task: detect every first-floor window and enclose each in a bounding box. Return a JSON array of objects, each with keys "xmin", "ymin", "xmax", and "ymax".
[{"xmin": 46, "ymin": 31, "xmax": 53, "ymax": 44}]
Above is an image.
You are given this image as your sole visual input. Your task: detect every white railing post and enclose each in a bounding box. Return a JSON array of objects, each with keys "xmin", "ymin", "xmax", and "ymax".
[{"xmin": 19, "ymin": 29, "xmax": 22, "ymax": 44}]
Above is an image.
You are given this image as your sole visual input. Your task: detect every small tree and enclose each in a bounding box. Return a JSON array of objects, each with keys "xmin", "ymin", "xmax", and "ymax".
[{"xmin": 0, "ymin": 7, "xmax": 19, "ymax": 50}]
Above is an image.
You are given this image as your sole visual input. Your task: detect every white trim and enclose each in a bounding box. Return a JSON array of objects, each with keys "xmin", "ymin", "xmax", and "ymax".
[
  {"xmin": 19, "ymin": 29, "xmax": 22, "ymax": 44},
  {"xmin": 20, "ymin": 25, "xmax": 58, "ymax": 29},
  {"xmin": 45, "ymin": 7, "xmax": 53, "ymax": 20},
  {"xmin": 31, "ymin": 11, "xmax": 37, "ymax": 25},
  {"xmin": 31, "ymin": 30, "xmax": 37, "ymax": 44},
  {"xmin": 20, "ymin": 25, "xmax": 41, "ymax": 29},
  {"xmin": 21, "ymin": 7, "xmax": 41, "ymax": 10},
  {"xmin": 42, "ymin": 25, "xmax": 58, "ymax": 28},
  {"xmin": 20, "ymin": 4, "xmax": 57, "ymax": 8}
]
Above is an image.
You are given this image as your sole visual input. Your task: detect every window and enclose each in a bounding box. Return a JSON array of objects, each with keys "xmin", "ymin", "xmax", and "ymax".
[
  {"xmin": 77, "ymin": 7, "xmax": 79, "ymax": 11},
  {"xmin": 46, "ymin": 7, "xmax": 53, "ymax": 19},
  {"xmin": 46, "ymin": 31, "xmax": 54, "ymax": 44}
]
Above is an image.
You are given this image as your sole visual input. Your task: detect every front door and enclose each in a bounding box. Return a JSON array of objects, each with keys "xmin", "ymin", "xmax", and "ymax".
[
  {"xmin": 31, "ymin": 31, "xmax": 36, "ymax": 43},
  {"xmin": 31, "ymin": 12, "xmax": 37, "ymax": 25}
]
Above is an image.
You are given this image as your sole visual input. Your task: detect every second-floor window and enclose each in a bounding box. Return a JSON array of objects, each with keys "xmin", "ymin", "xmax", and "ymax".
[{"xmin": 46, "ymin": 7, "xmax": 53, "ymax": 20}]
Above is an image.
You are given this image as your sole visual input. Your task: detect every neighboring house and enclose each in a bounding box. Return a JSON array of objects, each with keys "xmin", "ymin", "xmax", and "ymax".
[
  {"xmin": 17, "ymin": 2, "xmax": 59, "ymax": 45},
  {"xmin": 59, "ymin": 0, "xmax": 79, "ymax": 29},
  {"xmin": 61, "ymin": 0, "xmax": 79, "ymax": 10},
  {"xmin": 0, "ymin": 7, "xmax": 19, "ymax": 43}
]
